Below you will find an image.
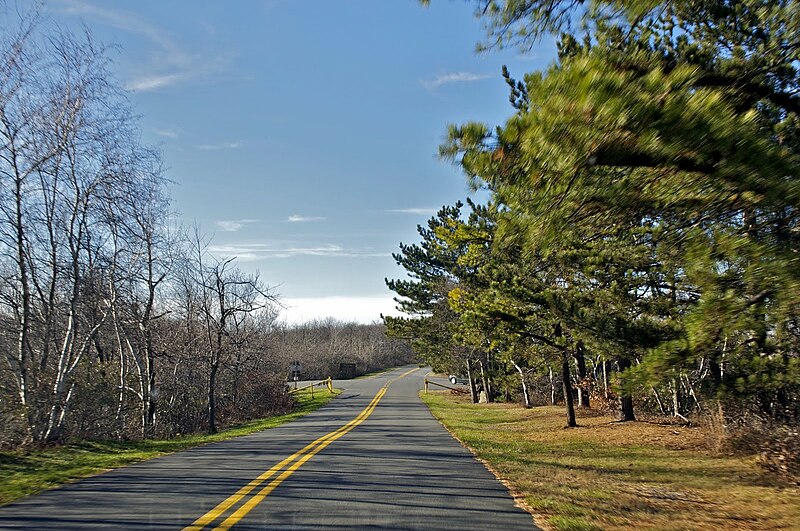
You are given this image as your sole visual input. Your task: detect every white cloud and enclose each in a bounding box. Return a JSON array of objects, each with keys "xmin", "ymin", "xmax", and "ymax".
[
  {"xmin": 55, "ymin": 0, "xmax": 230, "ymax": 92},
  {"xmin": 387, "ymin": 208, "xmax": 437, "ymax": 215},
  {"xmin": 154, "ymin": 128, "xmax": 180, "ymax": 138},
  {"xmin": 271, "ymin": 244, "xmax": 345, "ymax": 258},
  {"xmin": 207, "ymin": 242, "xmax": 389, "ymax": 261},
  {"xmin": 287, "ymin": 214, "xmax": 325, "ymax": 223},
  {"xmin": 279, "ymin": 296, "xmax": 402, "ymax": 325},
  {"xmin": 128, "ymin": 73, "xmax": 187, "ymax": 92},
  {"xmin": 421, "ymin": 72, "xmax": 490, "ymax": 90},
  {"xmin": 215, "ymin": 219, "xmax": 260, "ymax": 232},
  {"xmin": 206, "ymin": 244, "xmax": 261, "ymax": 262},
  {"xmin": 198, "ymin": 141, "xmax": 243, "ymax": 151}
]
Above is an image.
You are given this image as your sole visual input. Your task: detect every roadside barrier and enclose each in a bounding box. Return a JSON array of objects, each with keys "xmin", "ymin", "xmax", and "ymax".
[
  {"xmin": 289, "ymin": 377, "xmax": 333, "ymax": 398},
  {"xmin": 423, "ymin": 377, "xmax": 469, "ymax": 394}
]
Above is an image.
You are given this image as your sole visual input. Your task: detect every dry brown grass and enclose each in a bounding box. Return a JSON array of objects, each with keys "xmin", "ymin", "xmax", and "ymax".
[{"xmin": 421, "ymin": 392, "xmax": 799, "ymax": 531}]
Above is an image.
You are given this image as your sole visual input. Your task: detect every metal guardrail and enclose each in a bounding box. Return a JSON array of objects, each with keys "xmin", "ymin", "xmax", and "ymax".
[
  {"xmin": 289, "ymin": 377, "xmax": 334, "ymax": 398},
  {"xmin": 423, "ymin": 377, "xmax": 469, "ymax": 394}
]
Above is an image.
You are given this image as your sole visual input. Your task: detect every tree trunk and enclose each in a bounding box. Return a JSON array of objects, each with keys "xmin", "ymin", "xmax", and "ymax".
[
  {"xmin": 672, "ymin": 377, "xmax": 680, "ymax": 417},
  {"xmin": 511, "ymin": 360, "xmax": 531, "ymax": 408},
  {"xmin": 617, "ymin": 358, "xmax": 636, "ymax": 421},
  {"xmin": 12, "ymin": 172, "xmax": 33, "ymax": 442},
  {"xmin": 466, "ymin": 359, "xmax": 478, "ymax": 404},
  {"xmin": 619, "ymin": 395, "xmax": 636, "ymax": 421},
  {"xmin": 146, "ymin": 350, "xmax": 157, "ymax": 436},
  {"xmin": 478, "ymin": 357, "xmax": 492, "ymax": 403},
  {"xmin": 651, "ymin": 386, "xmax": 667, "ymax": 415},
  {"xmin": 561, "ymin": 353, "xmax": 577, "ymax": 427},
  {"xmin": 683, "ymin": 373, "xmax": 703, "ymax": 413},
  {"xmin": 548, "ymin": 364, "xmax": 556, "ymax": 405},
  {"xmin": 573, "ymin": 341, "xmax": 590, "ymax": 408}
]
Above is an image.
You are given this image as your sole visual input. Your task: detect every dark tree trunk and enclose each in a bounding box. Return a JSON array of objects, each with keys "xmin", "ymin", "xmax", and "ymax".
[
  {"xmin": 146, "ymin": 348, "xmax": 157, "ymax": 435},
  {"xmin": 573, "ymin": 341, "xmax": 590, "ymax": 408},
  {"xmin": 617, "ymin": 357, "xmax": 636, "ymax": 421},
  {"xmin": 466, "ymin": 358, "xmax": 478, "ymax": 404},
  {"xmin": 619, "ymin": 395, "xmax": 636, "ymax": 421},
  {"xmin": 708, "ymin": 357, "xmax": 722, "ymax": 389},
  {"xmin": 561, "ymin": 353, "xmax": 577, "ymax": 427}
]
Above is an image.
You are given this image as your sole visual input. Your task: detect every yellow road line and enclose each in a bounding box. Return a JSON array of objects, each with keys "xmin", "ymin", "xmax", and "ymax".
[
  {"xmin": 185, "ymin": 366, "xmax": 420, "ymax": 531},
  {"xmin": 184, "ymin": 390, "xmax": 384, "ymax": 531},
  {"xmin": 390, "ymin": 366, "xmax": 420, "ymax": 384},
  {"xmin": 212, "ymin": 388, "xmax": 387, "ymax": 530}
]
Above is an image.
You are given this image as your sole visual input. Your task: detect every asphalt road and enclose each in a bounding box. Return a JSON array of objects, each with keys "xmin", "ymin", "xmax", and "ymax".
[{"xmin": 0, "ymin": 365, "xmax": 537, "ymax": 530}]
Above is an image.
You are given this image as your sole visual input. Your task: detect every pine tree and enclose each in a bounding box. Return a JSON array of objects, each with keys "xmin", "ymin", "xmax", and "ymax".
[{"xmin": 439, "ymin": 0, "xmax": 800, "ymax": 418}]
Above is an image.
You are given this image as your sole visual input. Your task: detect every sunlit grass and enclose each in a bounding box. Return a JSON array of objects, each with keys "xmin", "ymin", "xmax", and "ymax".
[
  {"xmin": 0, "ymin": 387, "xmax": 339, "ymax": 505},
  {"xmin": 421, "ymin": 391, "xmax": 798, "ymax": 531}
]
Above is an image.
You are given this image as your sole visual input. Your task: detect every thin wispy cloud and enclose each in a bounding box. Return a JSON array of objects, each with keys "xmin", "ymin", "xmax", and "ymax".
[
  {"xmin": 130, "ymin": 73, "xmax": 187, "ymax": 92},
  {"xmin": 208, "ymin": 243, "xmax": 389, "ymax": 261},
  {"xmin": 54, "ymin": 0, "xmax": 230, "ymax": 92},
  {"xmin": 215, "ymin": 219, "xmax": 260, "ymax": 232},
  {"xmin": 287, "ymin": 215, "xmax": 325, "ymax": 223},
  {"xmin": 154, "ymin": 128, "xmax": 180, "ymax": 138},
  {"xmin": 198, "ymin": 141, "xmax": 242, "ymax": 151},
  {"xmin": 421, "ymin": 72, "xmax": 490, "ymax": 91},
  {"xmin": 387, "ymin": 208, "xmax": 437, "ymax": 215}
]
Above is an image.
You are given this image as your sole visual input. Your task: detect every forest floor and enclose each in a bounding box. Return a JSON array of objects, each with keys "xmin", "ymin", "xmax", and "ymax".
[
  {"xmin": 0, "ymin": 387, "xmax": 339, "ymax": 505},
  {"xmin": 421, "ymin": 391, "xmax": 799, "ymax": 531}
]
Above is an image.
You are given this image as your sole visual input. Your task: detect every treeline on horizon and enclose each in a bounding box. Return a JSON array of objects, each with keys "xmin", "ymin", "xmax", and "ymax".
[
  {"xmin": 386, "ymin": 0, "xmax": 800, "ymax": 479},
  {"xmin": 0, "ymin": 9, "xmax": 413, "ymax": 448}
]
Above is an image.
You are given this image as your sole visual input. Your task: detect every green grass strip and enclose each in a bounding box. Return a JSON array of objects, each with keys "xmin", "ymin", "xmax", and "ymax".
[{"xmin": 0, "ymin": 387, "xmax": 339, "ymax": 505}]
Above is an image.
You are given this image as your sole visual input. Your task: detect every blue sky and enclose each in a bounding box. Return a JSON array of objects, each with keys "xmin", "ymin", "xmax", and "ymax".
[{"xmin": 44, "ymin": 0, "xmax": 556, "ymax": 323}]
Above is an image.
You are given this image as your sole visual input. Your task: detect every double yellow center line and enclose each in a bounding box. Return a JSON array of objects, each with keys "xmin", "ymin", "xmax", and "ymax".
[{"xmin": 185, "ymin": 367, "xmax": 419, "ymax": 531}]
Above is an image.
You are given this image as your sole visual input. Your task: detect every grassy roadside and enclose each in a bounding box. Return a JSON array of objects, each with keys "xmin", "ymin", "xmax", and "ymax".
[
  {"xmin": 0, "ymin": 387, "xmax": 339, "ymax": 506},
  {"xmin": 421, "ymin": 391, "xmax": 798, "ymax": 531}
]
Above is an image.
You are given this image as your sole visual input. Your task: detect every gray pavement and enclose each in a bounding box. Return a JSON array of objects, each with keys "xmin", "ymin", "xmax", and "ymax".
[{"xmin": 0, "ymin": 365, "xmax": 537, "ymax": 530}]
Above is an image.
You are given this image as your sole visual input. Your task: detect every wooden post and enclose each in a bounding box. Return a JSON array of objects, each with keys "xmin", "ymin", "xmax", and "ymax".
[{"xmin": 424, "ymin": 378, "xmax": 428, "ymax": 394}]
